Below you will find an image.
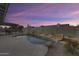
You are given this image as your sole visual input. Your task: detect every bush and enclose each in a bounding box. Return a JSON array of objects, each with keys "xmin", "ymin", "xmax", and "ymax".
[{"xmin": 64, "ymin": 42, "xmax": 79, "ymax": 55}]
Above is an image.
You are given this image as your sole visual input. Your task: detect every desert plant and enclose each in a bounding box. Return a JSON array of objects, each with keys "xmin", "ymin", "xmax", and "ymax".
[{"xmin": 64, "ymin": 41, "xmax": 79, "ymax": 55}]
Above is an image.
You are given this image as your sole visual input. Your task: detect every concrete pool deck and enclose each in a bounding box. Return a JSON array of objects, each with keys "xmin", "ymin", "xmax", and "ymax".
[
  {"xmin": 0, "ymin": 35, "xmax": 48, "ymax": 56},
  {"xmin": 0, "ymin": 35, "xmax": 73, "ymax": 56}
]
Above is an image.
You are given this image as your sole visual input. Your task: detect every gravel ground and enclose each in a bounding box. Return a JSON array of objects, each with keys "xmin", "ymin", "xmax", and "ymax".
[{"xmin": 46, "ymin": 41, "xmax": 66, "ymax": 56}]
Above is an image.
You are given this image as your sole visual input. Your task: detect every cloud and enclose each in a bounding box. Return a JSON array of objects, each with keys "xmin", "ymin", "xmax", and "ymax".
[
  {"xmin": 18, "ymin": 16, "xmax": 76, "ymax": 21},
  {"xmin": 5, "ymin": 3, "xmax": 79, "ymax": 26},
  {"xmin": 69, "ymin": 10, "xmax": 79, "ymax": 17}
]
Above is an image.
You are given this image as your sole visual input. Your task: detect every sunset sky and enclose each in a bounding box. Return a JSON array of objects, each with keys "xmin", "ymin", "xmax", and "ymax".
[{"xmin": 5, "ymin": 3, "xmax": 79, "ymax": 27}]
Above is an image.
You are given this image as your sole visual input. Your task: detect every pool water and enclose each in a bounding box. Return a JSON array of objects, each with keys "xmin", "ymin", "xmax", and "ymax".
[{"xmin": 26, "ymin": 36, "xmax": 55, "ymax": 45}]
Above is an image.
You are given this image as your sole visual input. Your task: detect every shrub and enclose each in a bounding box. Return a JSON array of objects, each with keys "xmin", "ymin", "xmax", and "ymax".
[{"xmin": 64, "ymin": 42, "xmax": 79, "ymax": 55}]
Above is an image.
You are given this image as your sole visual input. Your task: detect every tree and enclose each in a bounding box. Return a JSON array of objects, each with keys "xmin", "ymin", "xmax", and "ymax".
[{"xmin": 18, "ymin": 26, "xmax": 24, "ymax": 32}]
